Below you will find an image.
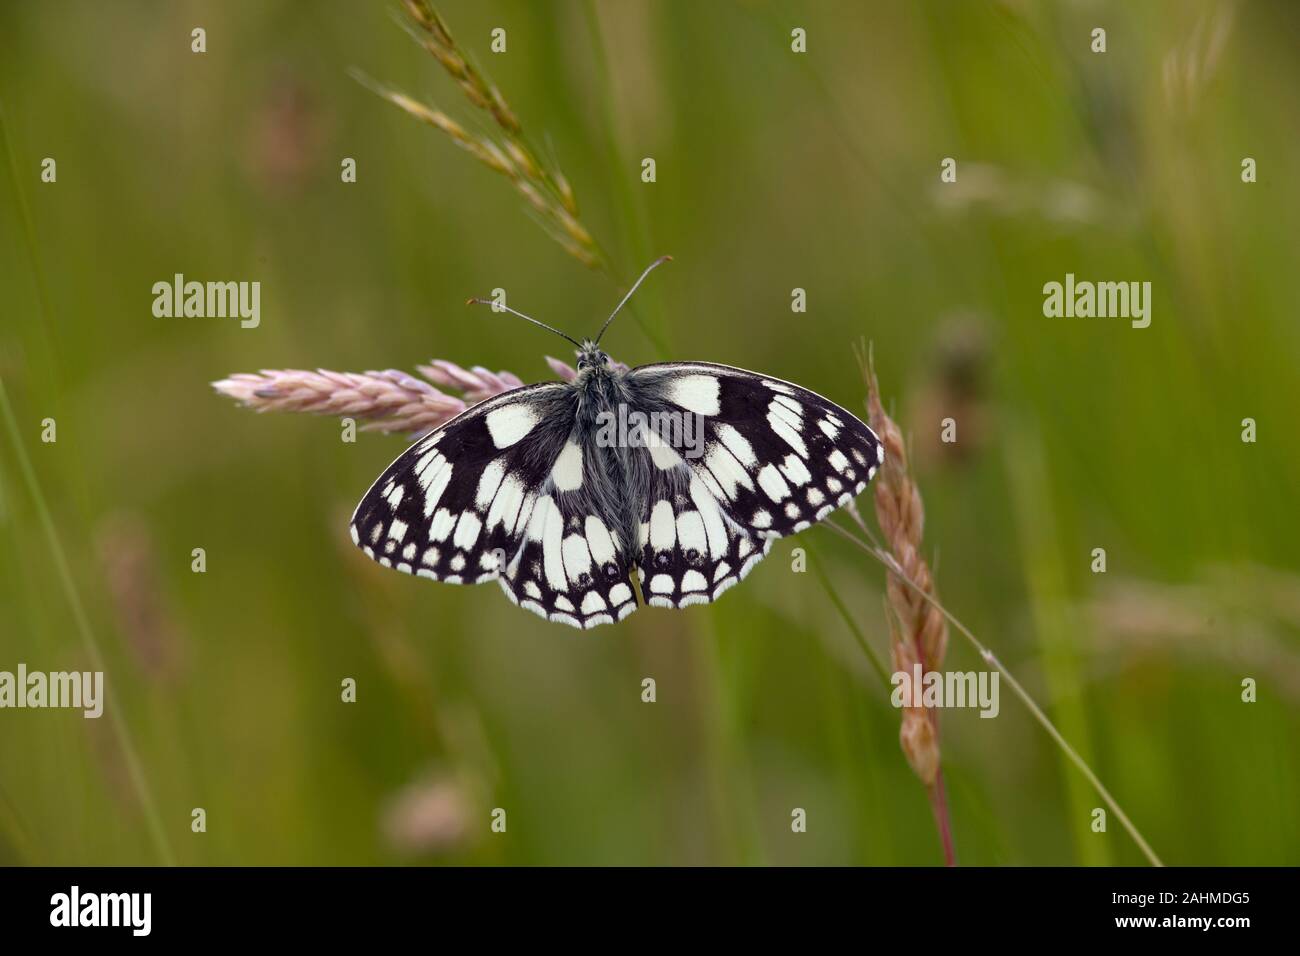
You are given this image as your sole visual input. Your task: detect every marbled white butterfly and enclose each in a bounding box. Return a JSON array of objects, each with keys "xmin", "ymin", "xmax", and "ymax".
[{"xmin": 351, "ymin": 258, "xmax": 884, "ymax": 629}]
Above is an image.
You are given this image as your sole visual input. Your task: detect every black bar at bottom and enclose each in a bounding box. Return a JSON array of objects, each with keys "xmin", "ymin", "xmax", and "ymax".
[{"xmin": 0, "ymin": 865, "xmax": 1282, "ymax": 941}]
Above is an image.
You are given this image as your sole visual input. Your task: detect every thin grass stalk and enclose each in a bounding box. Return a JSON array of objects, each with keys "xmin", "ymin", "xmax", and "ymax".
[
  {"xmin": 826, "ymin": 340, "xmax": 1165, "ymax": 869},
  {"xmin": 1, "ymin": 104, "xmax": 175, "ymax": 866},
  {"xmin": 0, "ymin": 375, "xmax": 176, "ymax": 866},
  {"xmin": 853, "ymin": 341, "xmax": 956, "ymax": 866},
  {"xmin": 826, "ymin": 517, "xmax": 1164, "ymax": 866}
]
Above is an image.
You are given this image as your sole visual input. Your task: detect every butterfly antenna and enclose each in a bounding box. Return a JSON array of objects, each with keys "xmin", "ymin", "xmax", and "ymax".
[
  {"xmin": 466, "ymin": 298, "xmax": 583, "ymax": 349},
  {"xmin": 593, "ymin": 255, "xmax": 672, "ymax": 346}
]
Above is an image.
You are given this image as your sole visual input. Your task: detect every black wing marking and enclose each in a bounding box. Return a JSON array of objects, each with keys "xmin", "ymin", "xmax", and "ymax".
[
  {"xmin": 625, "ymin": 361, "xmax": 884, "ymax": 540},
  {"xmin": 350, "ymin": 382, "xmax": 638, "ymax": 630}
]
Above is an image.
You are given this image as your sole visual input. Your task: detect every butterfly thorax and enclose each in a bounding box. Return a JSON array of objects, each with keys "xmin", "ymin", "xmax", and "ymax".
[{"xmin": 567, "ymin": 349, "xmax": 644, "ymax": 564}]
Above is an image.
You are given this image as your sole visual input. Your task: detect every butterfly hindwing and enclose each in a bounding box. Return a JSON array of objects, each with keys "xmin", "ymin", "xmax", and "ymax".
[
  {"xmin": 625, "ymin": 361, "xmax": 884, "ymax": 540},
  {"xmin": 634, "ymin": 462, "xmax": 773, "ymax": 609},
  {"xmin": 497, "ymin": 484, "xmax": 639, "ymax": 628}
]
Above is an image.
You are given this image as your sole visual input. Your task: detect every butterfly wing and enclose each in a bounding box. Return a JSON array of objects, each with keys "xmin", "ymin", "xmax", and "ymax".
[
  {"xmin": 626, "ymin": 360, "xmax": 883, "ymax": 548},
  {"xmin": 633, "ymin": 460, "xmax": 774, "ymax": 609},
  {"xmin": 350, "ymin": 382, "xmax": 638, "ymax": 629}
]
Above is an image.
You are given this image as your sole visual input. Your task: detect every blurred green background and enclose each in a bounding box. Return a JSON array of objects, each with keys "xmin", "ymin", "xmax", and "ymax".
[{"xmin": 2, "ymin": 0, "xmax": 1297, "ymax": 866}]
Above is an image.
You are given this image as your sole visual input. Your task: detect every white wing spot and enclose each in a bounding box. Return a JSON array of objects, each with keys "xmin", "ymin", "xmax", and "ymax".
[
  {"xmin": 475, "ymin": 459, "xmax": 507, "ymax": 509},
  {"xmin": 705, "ymin": 443, "xmax": 753, "ymax": 499},
  {"xmin": 688, "ymin": 478, "xmax": 728, "ymax": 558},
  {"xmin": 551, "ymin": 440, "xmax": 584, "ymax": 492},
  {"xmin": 676, "ymin": 510, "xmax": 707, "ymax": 554},
  {"xmin": 767, "ymin": 409, "xmax": 807, "ymax": 458},
  {"xmin": 429, "ymin": 508, "xmax": 456, "ymax": 542},
  {"xmin": 647, "ymin": 435, "xmax": 683, "ymax": 470},
  {"xmin": 539, "ymin": 497, "xmax": 567, "ymax": 592},
  {"xmin": 485, "ymin": 404, "xmax": 540, "ymax": 449},
  {"xmin": 714, "ymin": 423, "xmax": 756, "ymax": 467},
  {"xmin": 780, "ymin": 453, "xmax": 812, "ymax": 486},
  {"xmin": 649, "ymin": 574, "xmax": 675, "ymax": 595},
  {"xmin": 773, "ymin": 395, "xmax": 803, "ymax": 419},
  {"xmin": 650, "ymin": 500, "xmax": 676, "ymax": 552},
  {"xmin": 562, "ymin": 533, "xmax": 593, "ymax": 584},
  {"xmin": 585, "ymin": 516, "xmax": 616, "ymax": 567},
  {"xmin": 452, "ymin": 511, "xmax": 482, "ymax": 550},
  {"xmin": 757, "ymin": 463, "xmax": 791, "ymax": 502},
  {"xmin": 419, "ymin": 455, "xmax": 453, "ymax": 516},
  {"xmin": 486, "ymin": 475, "xmax": 524, "ymax": 532},
  {"xmin": 667, "ymin": 374, "xmax": 721, "ymax": 416}
]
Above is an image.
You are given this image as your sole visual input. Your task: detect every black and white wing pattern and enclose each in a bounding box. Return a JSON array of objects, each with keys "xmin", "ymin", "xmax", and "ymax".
[
  {"xmin": 350, "ymin": 358, "xmax": 882, "ymax": 628},
  {"xmin": 349, "ymin": 383, "xmax": 639, "ymax": 629},
  {"xmin": 626, "ymin": 361, "xmax": 883, "ymax": 609},
  {"xmin": 633, "ymin": 459, "xmax": 774, "ymax": 610}
]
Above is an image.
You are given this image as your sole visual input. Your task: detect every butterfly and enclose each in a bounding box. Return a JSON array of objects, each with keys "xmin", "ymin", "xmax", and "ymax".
[{"xmin": 350, "ymin": 258, "xmax": 883, "ymax": 629}]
